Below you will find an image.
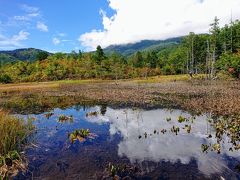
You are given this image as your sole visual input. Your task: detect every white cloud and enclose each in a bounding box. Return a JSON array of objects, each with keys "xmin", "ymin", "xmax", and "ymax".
[
  {"xmin": 52, "ymin": 37, "xmax": 60, "ymax": 45},
  {"xmin": 0, "ymin": 30, "xmax": 30, "ymax": 49},
  {"xmin": 51, "ymin": 33, "xmax": 72, "ymax": 46},
  {"xmin": 14, "ymin": 13, "xmax": 40, "ymax": 22},
  {"xmin": 36, "ymin": 22, "xmax": 48, "ymax": 32},
  {"xmin": 28, "ymin": 13, "xmax": 40, "ymax": 17},
  {"xmin": 21, "ymin": 4, "xmax": 39, "ymax": 13},
  {"xmin": 9, "ymin": 4, "xmax": 42, "ymax": 33},
  {"xmin": 58, "ymin": 33, "xmax": 66, "ymax": 37},
  {"xmin": 12, "ymin": 30, "xmax": 30, "ymax": 41},
  {"xmin": 79, "ymin": 0, "xmax": 240, "ymax": 50},
  {"xmin": 14, "ymin": 15, "xmax": 31, "ymax": 21},
  {"xmin": 61, "ymin": 39, "xmax": 72, "ymax": 42}
]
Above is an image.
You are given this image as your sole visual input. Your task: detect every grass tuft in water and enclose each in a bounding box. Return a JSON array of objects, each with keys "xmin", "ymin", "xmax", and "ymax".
[{"xmin": 0, "ymin": 110, "xmax": 34, "ymax": 178}]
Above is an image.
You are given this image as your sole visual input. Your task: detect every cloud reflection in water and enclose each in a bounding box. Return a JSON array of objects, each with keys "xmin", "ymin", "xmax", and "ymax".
[{"xmin": 86, "ymin": 107, "xmax": 239, "ymax": 176}]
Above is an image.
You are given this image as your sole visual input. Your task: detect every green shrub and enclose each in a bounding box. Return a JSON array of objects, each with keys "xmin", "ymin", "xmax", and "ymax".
[
  {"xmin": 162, "ymin": 64, "xmax": 175, "ymax": 75},
  {"xmin": 216, "ymin": 53, "xmax": 240, "ymax": 78},
  {"xmin": 0, "ymin": 74, "xmax": 12, "ymax": 84}
]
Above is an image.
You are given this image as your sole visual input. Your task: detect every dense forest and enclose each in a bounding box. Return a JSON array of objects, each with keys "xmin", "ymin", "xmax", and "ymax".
[
  {"xmin": 0, "ymin": 17, "xmax": 239, "ymax": 83},
  {"xmin": 0, "ymin": 48, "xmax": 50, "ymax": 64}
]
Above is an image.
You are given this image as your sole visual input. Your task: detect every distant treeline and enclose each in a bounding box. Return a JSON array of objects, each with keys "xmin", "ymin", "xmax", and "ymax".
[{"xmin": 0, "ymin": 17, "xmax": 240, "ymax": 83}]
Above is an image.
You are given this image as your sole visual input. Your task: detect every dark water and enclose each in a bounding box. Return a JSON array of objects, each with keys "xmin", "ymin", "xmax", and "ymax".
[{"xmin": 16, "ymin": 105, "xmax": 240, "ymax": 179}]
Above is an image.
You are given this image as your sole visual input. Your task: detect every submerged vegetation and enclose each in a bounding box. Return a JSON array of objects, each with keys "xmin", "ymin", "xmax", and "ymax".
[
  {"xmin": 0, "ymin": 111, "xmax": 34, "ymax": 178},
  {"xmin": 100, "ymin": 162, "xmax": 142, "ymax": 179}
]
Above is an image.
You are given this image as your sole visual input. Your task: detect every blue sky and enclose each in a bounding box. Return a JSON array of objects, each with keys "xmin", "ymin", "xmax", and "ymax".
[
  {"xmin": 0, "ymin": 0, "xmax": 239, "ymax": 52},
  {"xmin": 0, "ymin": 0, "xmax": 114, "ymax": 52}
]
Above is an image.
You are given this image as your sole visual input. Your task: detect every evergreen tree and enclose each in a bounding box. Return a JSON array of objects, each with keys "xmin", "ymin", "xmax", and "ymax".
[
  {"xmin": 149, "ymin": 51, "xmax": 158, "ymax": 68},
  {"xmin": 133, "ymin": 51, "xmax": 144, "ymax": 68},
  {"xmin": 36, "ymin": 51, "xmax": 49, "ymax": 61},
  {"xmin": 95, "ymin": 45, "xmax": 105, "ymax": 64}
]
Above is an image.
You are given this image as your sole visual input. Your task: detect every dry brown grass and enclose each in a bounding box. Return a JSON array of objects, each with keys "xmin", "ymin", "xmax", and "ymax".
[
  {"xmin": 55, "ymin": 80, "xmax": 240, "ymax": 116},
  {"xmin": 0, "ymin": 76, "xmax": 239, "ymax": 116}
]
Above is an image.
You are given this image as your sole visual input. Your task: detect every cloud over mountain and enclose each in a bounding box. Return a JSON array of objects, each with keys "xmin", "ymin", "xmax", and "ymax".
[{"xmin": 79, "ymin": 0, "xmax": 240, "ymax": 50}]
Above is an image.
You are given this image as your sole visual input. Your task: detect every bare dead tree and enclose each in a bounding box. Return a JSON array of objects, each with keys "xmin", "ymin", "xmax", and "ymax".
[
  {"xmin": 230, "ymin": 11, "xmax": 233, "ymax": 53},
  {"xmin": 206, "ymin": 40, "xmax": 211, "ymax": 79}
]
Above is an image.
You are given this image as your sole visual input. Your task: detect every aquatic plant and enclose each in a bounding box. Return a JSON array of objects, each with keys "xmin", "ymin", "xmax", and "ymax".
[
  {"xmin": 207, "ymin": 134, "xmax": 212, "ymax": 138},
  {"xmin": 161, "ymin": 129, "xmax": 167, "ymax": 134},
  {"xmin": 201, "ymin": 143, "xmax": 222, "ymax": 154},
  {"xmin": 201, "ymin": 144, "xmax": 209, "ymax": 153},
  {"xmin": 100, "ymin": 105, "xmax": 107, "ymax": 115},
  {"xmin": 184, "ymin": 124, "xmax": 191, "ymax": 133},
  {"xmin": 110, "ymin": 164, "xmax": 117, "ymax": 177},
  {"xmin": 171, "ymin": 126, "xmax": 180, "ymax": 135},
  {"xmin": 144, "ymin": 132, "xmax": 147, "ymax": 138},
  {"xmin": 86, "ymin": 111, "xmax": 98, "ymax": 117},
  {"xmin": 211, "ymin": 115, "xmax": 240, "ymax": 152},
  {"xmin": 104, "ymin": 162, "xmax": 141, "ymax": 179},
  {"xmin": 178, "ymin": 116, "xmax": 186, "ymax": 123},
  {"xmin": 58, "ymin": 115, "xmax": 73, "ymax": 123},
  {"xmin": 166, "ymin": 117, "xmax": 171, "ymax": 122},
  {"xmin": 44, "ymin": 112, "xmax": 54, "ymax": 119},
  {"xmin": 212, "ymin": 143, "xmax": 221, "ymax": 154},
  {"xmin": 68, "ymin": 129, "xmax": 96, "ymax": 143}
]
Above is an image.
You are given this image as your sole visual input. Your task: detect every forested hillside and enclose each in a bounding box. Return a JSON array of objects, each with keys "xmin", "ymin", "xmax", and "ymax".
[
  {"xmin": 0, "ymin": 17, "xmax": 239, "ymax": 83},
  {"xmin": 104, "ymin": 37, "xmax": 182, "ymax": 56},
  {"xmin": 0, "ymin": 48, "xmax": 50, "ymax": 64}
]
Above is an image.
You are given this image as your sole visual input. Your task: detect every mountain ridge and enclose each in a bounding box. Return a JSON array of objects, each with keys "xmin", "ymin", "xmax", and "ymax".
[
  {"xmin": 0, "ymin": 48, "xmax": 50, "ymax": 64},
  {"xmin": 0, "ymin": 36, "xmax": 184, "ymax": 64},
  {"xmin": 104, "ymin": 37, "xmax": 183, "ymax": 56}
]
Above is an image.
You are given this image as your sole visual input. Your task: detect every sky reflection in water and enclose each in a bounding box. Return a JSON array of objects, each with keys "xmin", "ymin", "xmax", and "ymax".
[{"xmin": 21, "ymin": 105, "xmax": 240, "ymax": 179}]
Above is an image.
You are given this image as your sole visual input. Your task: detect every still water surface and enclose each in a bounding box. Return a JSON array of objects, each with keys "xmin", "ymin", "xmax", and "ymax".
[{"xmin": 16, "ymin": 105, "xmax": 240, "ymax": 179}]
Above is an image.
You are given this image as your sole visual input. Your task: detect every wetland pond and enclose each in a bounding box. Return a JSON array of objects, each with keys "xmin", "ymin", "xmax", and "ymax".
[{"xmin": 14, "ymin": 104, "xmax": 240, "ymax": 179}]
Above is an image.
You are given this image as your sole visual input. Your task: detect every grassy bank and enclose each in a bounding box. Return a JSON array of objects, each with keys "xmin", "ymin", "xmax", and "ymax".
[{"xmin": 0, "ymin": 111, "xmax": 34, "ymax": 178}]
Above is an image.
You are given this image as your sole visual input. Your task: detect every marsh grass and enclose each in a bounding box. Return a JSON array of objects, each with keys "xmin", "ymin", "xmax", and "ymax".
[
  {"xmin": 0, "ymin": 110, "xmax": 34, "ymax": 178},
  {"xmin": 0, "ymin": 111, "xmax": 34, "ymax": 155},
  {"xmin": 1, "ymin": 78, "xmax": 240, "ymax": 117}
]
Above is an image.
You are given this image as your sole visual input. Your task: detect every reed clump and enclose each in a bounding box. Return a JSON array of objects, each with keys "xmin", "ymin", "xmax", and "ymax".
[{"xmin": 0, "ymin": 110, "xmax": 34, "ymax": 178}]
